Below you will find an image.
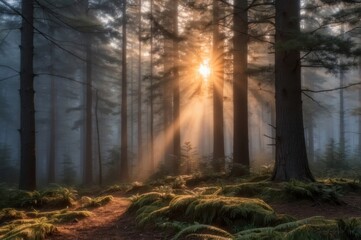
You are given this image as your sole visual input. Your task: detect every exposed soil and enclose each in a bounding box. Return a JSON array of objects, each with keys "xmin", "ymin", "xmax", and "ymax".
[
  {"xmin": 48, "ymin": 192, "xmax": 361, "ymax": 240},
  {"xmin": 49, "ymin": 194, "xmax": 167, "ymax": 240}
]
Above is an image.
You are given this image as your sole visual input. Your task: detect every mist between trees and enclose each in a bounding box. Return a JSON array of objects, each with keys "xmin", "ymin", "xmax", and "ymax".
[{"xmin": 0, "ymin": 0, "xmax": 360, "ymax": 190}]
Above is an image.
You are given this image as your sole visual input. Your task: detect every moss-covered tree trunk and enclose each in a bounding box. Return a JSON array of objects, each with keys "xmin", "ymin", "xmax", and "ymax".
[
  {"xmin": 19, "ymin": 0, "xmax": 36, "ymax": 190},
  {"xmin": 272, "ymin": 0, "xmax": 314, "ymax": 181}
]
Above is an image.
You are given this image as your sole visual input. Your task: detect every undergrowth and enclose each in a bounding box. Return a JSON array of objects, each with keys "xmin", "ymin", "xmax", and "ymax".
[
  {"xmin": 0, "ymin": 185, "xmax": 77, "ymax": 209},
  {"xmin": 0, "ymin": 185, "xmax": 112, "ymax": 239},
  {"xmin": 128, "ymin": 193, "xmax": 292, "ymax": 234},
  {"xmin": 127, "ymin": 175, "xmax": 361, "ymax": 239},
  {"xmin": 81, "ymin": 195, "xmax": 113, "ymax": 208},
  {"xmin": 0, "ymin": 218, "xmax": 56, "ymax": 240}
]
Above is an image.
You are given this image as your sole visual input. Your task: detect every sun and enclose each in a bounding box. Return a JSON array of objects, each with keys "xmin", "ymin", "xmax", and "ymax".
[{"xmin": 198, "ymin": 59, "xmax": 211, "ymax": 80}]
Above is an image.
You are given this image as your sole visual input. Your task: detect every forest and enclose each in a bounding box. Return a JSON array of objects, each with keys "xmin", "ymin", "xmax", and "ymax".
[{"xmin": 0, "ymin": 0, "xmax": 361, "ymax": 239}]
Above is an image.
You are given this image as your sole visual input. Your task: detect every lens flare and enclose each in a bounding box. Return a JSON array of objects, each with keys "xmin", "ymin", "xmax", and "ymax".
[{"xmin": 198, "ymin": 59, "xmax": 211, "ymax": 80}]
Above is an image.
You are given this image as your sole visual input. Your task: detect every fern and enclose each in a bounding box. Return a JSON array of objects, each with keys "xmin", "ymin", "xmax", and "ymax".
[
  {"xmin": 0, "ymin": 208, "xmax": 26, "ymax": 224},
  {"xmin": 82, "ymin": 195, "xmax": 113, "ymax": 208},
  {"xmin": 221, "ymin": 182, "xmax": 270, "ymax": 197},
  {"xmin": 283, "ymin": 180, "xmax": 344, "ymax": 204},
  {"xmin": 185, "ymin": 233, "xmax": 233, "ymax": 239},
  {"xmin": 0, "ymin": 218, "xmax": 56, "ymax": 240},
  {"xmin": 285, "ymin": 223, "xmax": 338, "ymax": 240},
  {"xmin": 128, "ymin": 192, "xmax": 174, "ymax": 213},
  {"xmin": 338, "ymin": 218, "xmax": 361, "ymax": 240},
  {"xmin": 171, "ymin": 224, "xmax": 233, "ymax": 240}
]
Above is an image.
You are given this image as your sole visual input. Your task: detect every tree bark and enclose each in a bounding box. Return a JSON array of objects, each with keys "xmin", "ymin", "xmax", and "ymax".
[
  {"xmin": 137, "ymin": 0, "xmax": 143, "ymax": 172},
  {"xmin": 120, "ymin": 0, "xmax": 129, "ymax": 181},
  {"xmin": 48, "ymin": 27, "xmax": 56, "ymax": 184},
  {"xmin": 272, "ymin": 0, "xmax": 314, "ymax": 181},
  {"xmin": 172, "ymin": 0, "xmax": 181, "ymax": 174},
  {"xmin": 83, "ymin": 1, "xmax": 93, "ymax": 185},
  {"xmin": 212, "ymin": 0, "xmax": 225, "ymax": 171},
  {"xmin": 95, "ymin": 90, "xmax": 102, "ymax": 186},
  {"xmin": 19, "ymin": 0, "xmax": 36, "ymax": 191},
  {"xmin": 359, "ymin": 57, "xmax": 361, "ymax": 156},
  {"xmin": 149, "ymin": 0, "xmax": 155, "ymax": 174},
  {"xmin": 233, "ymin": 0, "xmax": 249, "ymax": 172},
  {"xmin": 339, "ymin": 25, "xmax": 345, "ymax": 159}
]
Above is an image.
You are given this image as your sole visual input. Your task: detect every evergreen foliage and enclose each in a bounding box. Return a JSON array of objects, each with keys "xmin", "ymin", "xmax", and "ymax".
[{"xmin": 0, "ymin": 186, "xmax": 77, "ymax": 209}]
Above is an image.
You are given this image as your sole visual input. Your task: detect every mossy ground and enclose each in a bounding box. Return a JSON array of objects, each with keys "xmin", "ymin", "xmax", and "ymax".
[
  {"xmin": 127, "ymin": 174, "xmax": 361, "ymax": 239},
  {"xmin": 0, "ymin": 186, "xmax": 112, "ymax": 239},
  {"xmin": 1, "ymin": 175, "xmax": 361, "ymax": 239}
]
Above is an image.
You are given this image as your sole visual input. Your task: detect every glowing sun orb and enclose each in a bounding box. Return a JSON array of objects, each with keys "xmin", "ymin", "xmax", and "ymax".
[{"xmin": 198, "ymin": 60, "xmax": 211, "ymax": 80}]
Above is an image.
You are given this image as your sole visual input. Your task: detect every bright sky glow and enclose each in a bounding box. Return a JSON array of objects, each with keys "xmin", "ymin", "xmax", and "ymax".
[{"xmin": 198, "ymin": 59, "xmax": 211, "ymax": 80}]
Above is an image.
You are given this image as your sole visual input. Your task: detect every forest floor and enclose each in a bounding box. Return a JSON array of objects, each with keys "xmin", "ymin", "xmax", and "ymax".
[
  {"xmin": 47, "ymin": 192, "xmax": 361, "ymax": 240},
  {"xmin": 49, "ymin": 193, "xmax": 165, "ymax": 240},
  {"xmin": 3, "ymin": 176, "xmax": 361, "ymax": 239}
]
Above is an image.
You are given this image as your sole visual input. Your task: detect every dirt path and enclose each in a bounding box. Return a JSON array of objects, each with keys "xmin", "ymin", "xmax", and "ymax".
[
  {"xmin": 49, "ymin": 196, "xmax": 166, "ymax": 240},
  {"xmin": 48, "ymin": 193, "xmax": 361, "ymax": 239}
]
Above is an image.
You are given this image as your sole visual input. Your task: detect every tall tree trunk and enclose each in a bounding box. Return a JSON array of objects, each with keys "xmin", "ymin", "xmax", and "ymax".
[
  {"xmin": 212, "ymin": 0, "xmax": 225, "ymax": 171},
  {"xmin": 95, "ymin": 90, "xmax": 102, "ymax": 186},
  {"xmin": 83, "ymin": 16, "xmax": 93, "ymax": 186},
  {"xmin": 130, "ymin": 46, "xmax": 134, "ymax": 177},
  {"xmin": 172, "ymin": 0, "xmax": 181, "ymax": 174},
  {"xmin": 233, "ymin": 0, "xmax": 249, "ymax": 173},
  {"xmin": 271, "ymin": 0, "xmax": 314, "ymax": 181},
  {"xmin": 163, "ymin": 4, "xmax": 173, "ymax": 170},
  {"xmin": 137, "ymin": 0, "xmax": 143, "ymax": 172},
  {"xmin": 307, "ymin": 118, "xmax": 314, "ymax": 162},
  {"xmin": 19, "ymin": 0, "xmax": 36, "ymax": 190},
  {"xmin": 339, "ymin": 25, "xmax": 345, "ymax": 159},
  {"xmin": 120, "ymin": 0, "xmax": 129, "ymax": 181},
  {"xmin": 359, "ymin": 57, "xmax": 361, "ymax": 157},
  {"xmin": 48, "ymin": 27, "xmax": 56, "ymax": 184},
  {"xmin": 149, "ymin": 0, "xmax": 155, "ymax": 174}
]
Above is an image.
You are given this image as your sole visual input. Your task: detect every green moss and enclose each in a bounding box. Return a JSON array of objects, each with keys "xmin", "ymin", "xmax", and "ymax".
[
  {"xmin": 101, "ymin": 185, "xmax": 122, "ymax": 194},
  {"xmin": 285, "ymin": 223, "xmax": 338, "ymax": 240},
  {"xmin": 0, "ymin": 208, "xmax": 26, "ymax": 224},
  {"xmin": 171, "ymin": 224, "xmax": 234, "ymax": 240},
  {"xmin": 49, "ymin": 210, "xmax": 92, "ymax": 223},
  {"xmin": 235, "ymin": 217, "xmax": 361, "ymax": 240},
  {"xmin": 28, "ymin": 209, "xmax": 92, "ymax": 223},
  {"xmin": 39, "ymin": 186, "xmax": 77, "ymax": 208},
  {"xmin": 222, "ymin": 182, "xmax": 267, "ymax": 196},
  {"xmin": 128, "ymin": 192, "xmax": 174, "ymax": 213},
  {"xmin": 82, "ymin": 195, "xmax": 113, "ymax": 208},
  {"xmin": 130, "ymin": 193, "xmax": 289, "ymax": 232},
  {"xmin": 0, "ymin": 218, "xmax": 56, "ymax": 240}
]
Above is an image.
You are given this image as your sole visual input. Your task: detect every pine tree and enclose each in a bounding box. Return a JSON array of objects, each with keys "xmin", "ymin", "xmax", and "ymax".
[
  {"xmin": 212, "ymin": 0, "xmax": 225, "ymax": 172},
  {"xmin": 120, "ymin": 0, "xmax": 129, "ymax": 181},
  {"xmin": 232, "ymin": 0, "xmax": 250, "ymax": 173},
  {"xmin": 271, "ymin": 0, "xmax": 314, "ymax": 181},
  {"xmin": 19, "ymin": 0, "xmax": 37, "ymax": 190}
]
